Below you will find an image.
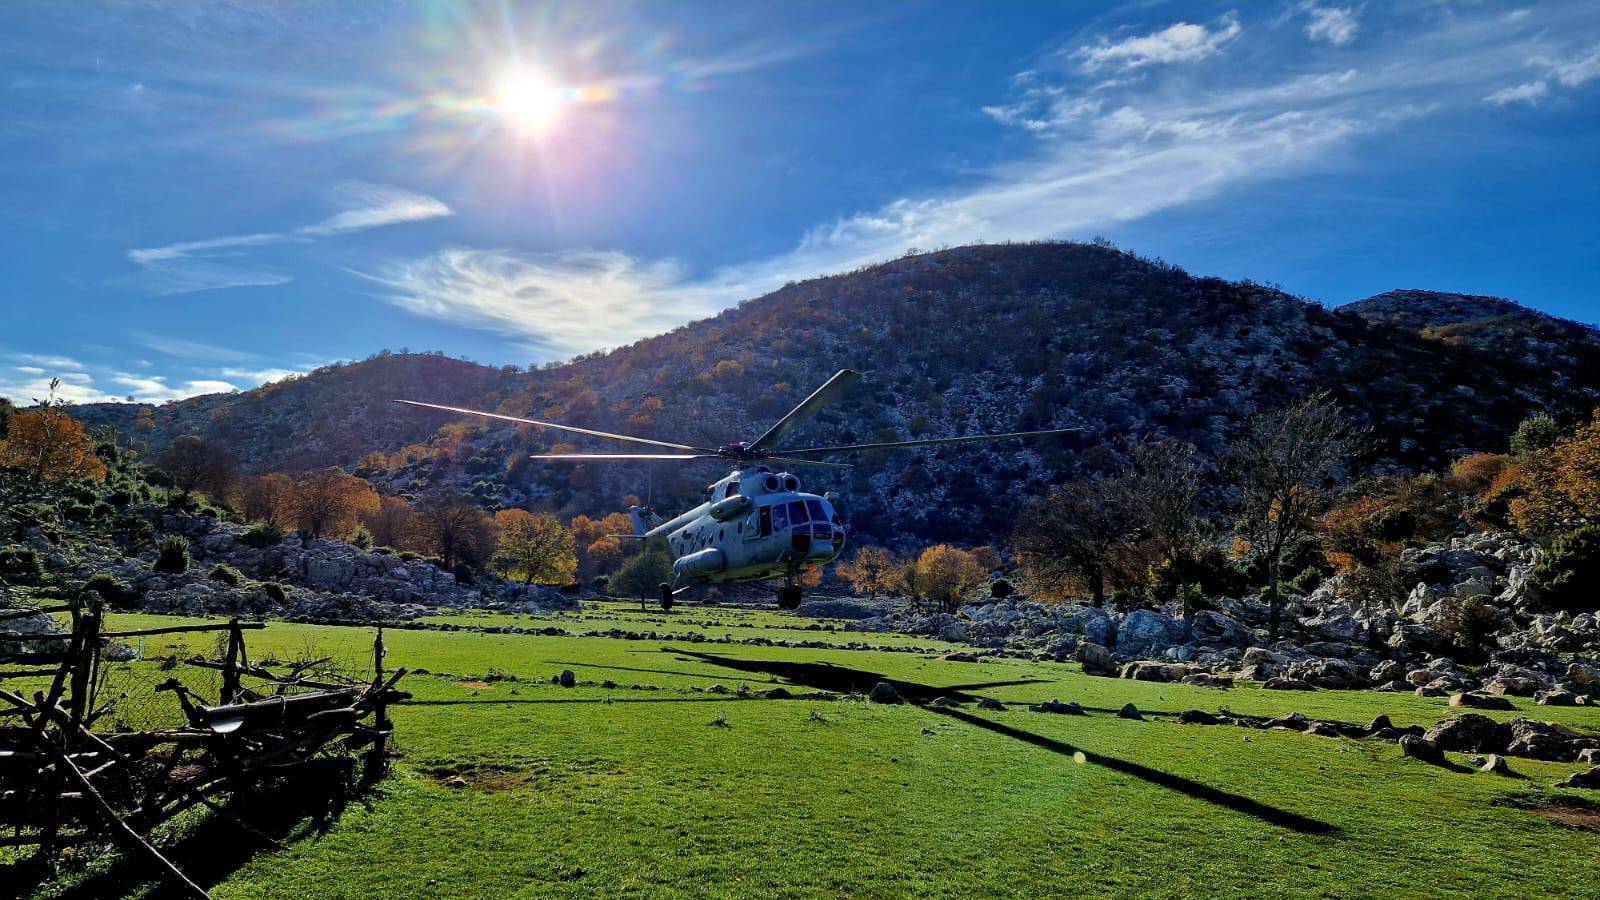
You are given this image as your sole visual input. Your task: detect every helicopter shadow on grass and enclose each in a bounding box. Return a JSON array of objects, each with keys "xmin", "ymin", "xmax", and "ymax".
[{"xmin": 670, "ymin": 648, "xmax": 1335, "ymax": 836}]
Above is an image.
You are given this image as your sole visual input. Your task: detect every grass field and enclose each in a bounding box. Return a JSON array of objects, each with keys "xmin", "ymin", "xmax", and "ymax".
[{"xmin": 32, "ymin": 603, "xmax": 1600, "ymax": 898}]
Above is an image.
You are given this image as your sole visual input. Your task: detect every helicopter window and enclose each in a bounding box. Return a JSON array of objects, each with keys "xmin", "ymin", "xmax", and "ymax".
[
  {"xmin": 726, "ymin": 483, "xmax": 740, "ymax": 497},
  {"xmin": 759, "ymin": 506, "xmax": 772, "ymax": 537},
  {"xmin": 787, "ymin": 500, "xmax": 807, "ymax": 523},
  {"xmin": 805, "ymin": 499, "xmax": 827, "ymax": 523},
  {"xmin": 771, "ymin": 503, "xmax": 789, "ymax": 531}
]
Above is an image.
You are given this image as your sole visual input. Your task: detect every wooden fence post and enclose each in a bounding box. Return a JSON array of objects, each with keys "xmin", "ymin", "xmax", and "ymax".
[
  {"xmin": 219, "ymin": 619, "xmax": 242, "ymax": 706},
  {"xmin": 369, "ymin": 627, "xmax": 388, "ymax": 779}
]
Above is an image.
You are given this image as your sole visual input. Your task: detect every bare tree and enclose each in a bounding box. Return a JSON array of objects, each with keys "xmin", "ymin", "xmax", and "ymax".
[
  {"xmin": 281, "ymin": 468, "xmax": 379, "ymax": 540},
  {"xmin": 156, "ymin": 435, "xmax": 237, "ymax": 500},
  {"xmin": 1012, "ymin": 476, "xmax": 1132, "ymax": 607},
  {"xmin": 409, "ymin": 491, "xmax": 495, "ymax": 570},
  {"xmin": 1124, "ymin": 436, "xmax": 1205, "ymax": 627},
  {"xmin": 362, "ymin": 495, "xmax": 414, "ymax": 549},
  {"xmin": 1226, "ymin": 393, "xmax": 1368, "ymax": 640}
]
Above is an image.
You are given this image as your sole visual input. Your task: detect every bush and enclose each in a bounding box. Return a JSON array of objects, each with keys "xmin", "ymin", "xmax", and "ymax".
[
  {"xmin": 1433, "ymin": 595, "xmax": 1502, "ymax": 663},
  {"xmin": 84, "ymin": 573, "xmax": 138, "ymax": 609},
  {"xmin": 207, "ymin": 563, "xmax": 243, "ymax": 586},
  {"xmin": 1286, "ymin": 566, "xmax": 1324, "ymax": 597},
  {"xmin": 0, "ymin": 546, "xmax": 45, "ymax": 586},
  {"xmin": 350, "ymin": 524, "xmax": 374, "ymax": 551},
  {"xmin": 609, "ymin": 550, "xmax": 672, "ymax": 598},
  {"xmin": 238, "ymin": 523, "xmax": 283, "ymax": 549},
  {"xmin": 153, "ymin": 535, "xmax": 190, "ymax": 574},
  {"xmin": 261, "ymin": 581, "xmax": 288, "ymax": 603},
  {"xmin": 1531, "ymin": 526, "xmax": 1600, "ymax": 615},
  {"xmin": 107, "ymin": 488, "xmax": 133, "ymax": 508},
  {"xmin": 989, "ymin": 578, "xmax": 1015, "ymax": 599}
]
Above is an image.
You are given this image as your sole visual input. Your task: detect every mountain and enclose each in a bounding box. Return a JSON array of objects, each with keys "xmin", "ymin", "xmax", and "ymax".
[
  {"xmin": 71, "ymin": 243, "xmax": 1600, "ymax": 548},
  {"xmin": 1340, "ymin": 289, "xmax": 1600, "ymax": 384}
]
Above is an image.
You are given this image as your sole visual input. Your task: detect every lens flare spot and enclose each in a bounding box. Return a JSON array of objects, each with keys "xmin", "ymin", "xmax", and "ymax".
[{"xmin": 493, "ymin": 67, "xmax": 565, "ymax": 135}]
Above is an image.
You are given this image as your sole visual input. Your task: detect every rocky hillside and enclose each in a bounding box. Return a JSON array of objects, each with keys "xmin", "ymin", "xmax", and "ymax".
[{"xmin": 73, "ymin": 243, "xmax": 1600, "ymax": 547}]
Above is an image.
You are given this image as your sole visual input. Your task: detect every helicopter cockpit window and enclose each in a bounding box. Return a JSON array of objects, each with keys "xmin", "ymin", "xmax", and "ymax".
[
  {"xmin": 787, "ymin": 501, "xmax": 807, "ymax": 524},
  {"xmin": 805, "ymin": 499, "xmax": 827, "ymax": 523},
  {"xmin": 759, "ymin": 506, "xmax": 772, "ymax": 537},
  {"xmin": 771, "ymin": 502, "xmax": 789, "ymax": 532}
]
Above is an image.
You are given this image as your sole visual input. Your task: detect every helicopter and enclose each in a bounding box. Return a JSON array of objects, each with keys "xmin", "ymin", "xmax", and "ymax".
[{"xmin": 398, "ymin": 369, "xmax": 1074, "ymax": 610}]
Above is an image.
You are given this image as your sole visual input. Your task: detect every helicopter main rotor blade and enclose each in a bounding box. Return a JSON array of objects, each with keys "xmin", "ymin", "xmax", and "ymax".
[
  {"xmin": 749, "ymin": 369, "xmax": 862, "ymax": 451},
  {"xmin": 530, "ymin": 453, "xmax": 721, "ymax": 462},
  {"xmin": 757, "ymin": 455, "xmax": 853, "ymax": 469},
  {"xmin": 395, "ymin": 400, "xmax": 709, "ymax": 453},
  {"xmin": 779, "ymin": 427, "xmax": 1080, "ymax": 456}
]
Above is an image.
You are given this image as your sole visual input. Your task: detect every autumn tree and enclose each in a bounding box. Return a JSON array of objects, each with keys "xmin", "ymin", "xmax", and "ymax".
[
  {"xmin": 1225, "ymin": 394, "xmax": 1368, "ymax": 640},
  {"xmin": 362, "ymin": 495, "xmax": 414, "ymax": 549},
  {"xmin": 1012, "ymin": 476, "xmax": 1133, "ymax": 607},
  {"xmin": 281, "ymin": 468, "xmax": 380, "ymax": 540},
  {"xmin": 1510, "ymin": 413, "xmax": 1600, "ymax": 536},
  {"xmin": 493, "ymin": 509, "xmax": 578, "ymax": 585},
  {"xmin": 156, "ymin": 435, "xmax": 237, "ymax": 499},
  {"xmin": 233, "ymin": 473, "xmax": 293, "ymax": 525},
  {"xmin": 836, "ymin": 545, "xmax": 906, "ymax": 600},
  {"xmin": 0, "ymin": 406, "xmax": 106, "ymax": 483},
  {"xmin": 910, "ymin": 545, "xmax": 987, "ymax": 613},
  {"xmin": 409, "ymin": 491, "xmax": 495, "ymax": 570}
]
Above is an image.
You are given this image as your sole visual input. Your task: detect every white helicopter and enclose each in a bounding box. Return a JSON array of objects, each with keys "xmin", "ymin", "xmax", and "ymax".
[{"xmin": 399, "ymin": 370, "xmax": 1073, "ymax": 610}]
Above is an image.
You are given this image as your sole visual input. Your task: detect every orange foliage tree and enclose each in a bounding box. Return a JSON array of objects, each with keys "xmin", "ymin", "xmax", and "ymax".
[
  {"xmin": 910, "ymin": 545, "xmax": 987, "ymax": 613},
  {"xmin": 232, "ymin": 474, "xmax": 294, "ymax": 525},
  {"xmin": 0, "ymin": 407, "xmax": 106, "ymax": 483},
  {"xmin": 492, "ymin": 509, "xmax": 577, "ymax": 585},
  {"xmin": 1510, "ymin": 413, "xmax": 1600, "ymax": 536},
  {"xmin": 280, "ymin": 468, "xmax": 379, "ymax": 539}
]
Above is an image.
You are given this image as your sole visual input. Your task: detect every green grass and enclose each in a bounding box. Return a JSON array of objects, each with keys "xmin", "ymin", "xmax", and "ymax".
[{"xmin": 47, "ymin": 609, "xmax": 1600, "ymax": 897}]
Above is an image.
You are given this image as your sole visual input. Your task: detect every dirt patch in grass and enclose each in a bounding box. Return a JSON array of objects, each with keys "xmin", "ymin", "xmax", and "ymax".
[
  {"xmin": 455, "ymin": 680, "xmax": 493, "ymax": 690},
  {"xmin": 1496, "ymin": 793, "xmax": 1600, "ymax": 834},
  {"xmin": 421, "ymin": 762, "xmax": 532, "ymax": 792}
]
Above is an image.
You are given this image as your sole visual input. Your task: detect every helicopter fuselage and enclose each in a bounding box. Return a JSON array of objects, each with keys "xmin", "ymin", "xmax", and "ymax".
[{"xmin": 635, "ymin": 465, "xmax": 846, "ymax": 594}]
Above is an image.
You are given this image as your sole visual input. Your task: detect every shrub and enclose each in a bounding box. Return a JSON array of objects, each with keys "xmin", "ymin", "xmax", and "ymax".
[
  {"xmin": 1433, "ymin": 595, "xmax": 1502, "ymax": 663},
  {"xmin": 261, "ymin": 581, "xmax": 288, "ymax": 603},
  {"xmin": 1531, "ymin": 525, "xmax": 1600, "ymax": 615},
  {"xmin": 153, "ymin": 535, "xmax": 190, "ymax": 574},
  {"xmin": 0, "ymin": 546, "xmax": 45, "ymax": 586},
  {"xmin": 609, "ymin": 550, "xmax": 673, "ymax": 599},
  {"xmin": 350, "ymin": 524, "xmax": 374, "ymax": 551},
  {"xmin": 989, "ymin": 578, "xmax": 1015, "ymax": 599},
  {"xmin": 84, "ymin": 573, "xmax": 138, "ymax": 609},
  {"xmin": 238, "ymin": 523, "xmax": 284, "ymax": 549},
  {"xmin": 207, "ymin": 563, "xmax": 243, "ymax": 586},
  {"xmin": 107, "ymin": 488, "xmax": 133, "ymax": 508},
  {"xmin": 1286, "ymin": 566, "xmax": 1324, "ymax": 597}
]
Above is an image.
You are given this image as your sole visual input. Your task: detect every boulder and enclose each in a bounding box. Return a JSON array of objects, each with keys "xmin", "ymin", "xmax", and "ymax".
[
  {"xmin": 1369, "ymin": 659, "xmax": 1408, "ymax": 685},
  {"xmin": 1115, "ymin": 609, "xmax": 1187, "ymax": 658},
  {"xmin": 1305, "ymin": 721, "xmax": 1343, "ymax": 738},
  {"xmin": 1238, "ymin": 647, "xmax": 1289, "ymax": 682},
  {"xmin": 1425, "ymin": 714, "xmax": 1510, "ymax": 754},
  {"xmin": 1505, "ymin": 717, "xmax": 1584, "ymax": 761},
  {"xmin": 1450, "ymin": 692, "xmax": 1516, "ymax": 711},
  {"xmin": 558, "ymin": 669, "xmax": 577, "ymax": 687},
  {"xmin": 1483, "ymin": 676, "xmax": 1542, "ymax": 697},
  {"xmin": 1268, "ymin": 712, "xmax": 1310, "ymax": 731},
  {"xmin": 1577, "ymin": 748, "xmax": 1600, "ymax": 766},
  {"xmin": 1415, "ymin": 684, "xmax": 1450, "ymax": 699},
  {"xmin": 1180, "ymin": 673, "xmax": 1234, "ymax": 689},
  {"xmin": 1399, "ymin": 734, "xmax": 1440, "ymax": 761},
  {"xmin": 1119, "ymin": 661, "xmax": 1188, "ymax": 683},
  {"xmin": 931, "ymin": 696, "xmax": 962, "ymax": 708},
  {"xmin": 1191, "ymin": 610, "xmax": 1256, "ymax": 648},
  {"xmin": 977, "ymin": 697, "xmax": 1005, "ymax": 711},
  {"xmin": 1536, "ymin": 689, "xmax": 1581, "ymax": 707},
  {"xmin": 1032, "ymin": 699, "xmax": 1085, "ymax": 715},
  {"xmin": 1566, "ymin": 662, "xmax": 1600, "ymax": 686},
  {"xmin": 1477, "ymin": 754, "xmax": 1512, "ymax": 775},
  {"xmin": 1301, "ymin": 613, "xmax": 1360, "ymax": 643},
  {"xmin": 867, "ymin": 682, "xmax": 902, "ymax": 704},
  {"xmin": 1557, "ymin": 767, "xmax": 1600, "ymax": 790},
  {"xmin": 1076, "ymin": 642, "xmax": 1117, "ymax": 677},
  {"xmin": 763, "ymin": 687, "xmax": 793, "ymax": 700},
  {"xmin": 1117, "ymin": 703, "xmax": 1143, "ymax": 720},
  {"xmin": 1262, "ymin": 677, "xmax": 1315, "ymax": 691},
  {"xmin": 1177, "ymin": 709, "xmax": 1222, "ymax": 725}
]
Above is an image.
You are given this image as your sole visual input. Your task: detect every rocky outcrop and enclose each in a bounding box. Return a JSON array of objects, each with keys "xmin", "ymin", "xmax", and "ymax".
[{"xmin": 0, "ymin": 607, "xmax": 67, "ymax": 661}]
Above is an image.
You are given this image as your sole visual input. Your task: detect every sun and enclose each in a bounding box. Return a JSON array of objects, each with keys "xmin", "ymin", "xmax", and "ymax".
[{"xmin": 493, "ymin": 67, "xmax": 564, "ymax": 135}]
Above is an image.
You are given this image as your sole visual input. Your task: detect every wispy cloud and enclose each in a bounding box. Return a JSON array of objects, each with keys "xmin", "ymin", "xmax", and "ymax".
[
  {"xmin": 124, "ymin": 181, "xmax": 452, "ymax": 295},
  {"xmin": 1074, "ymin": 13, "xmax": 1242, "ymax": 72},
  {"xmin": 1483, "ymin": 41, "xmax": 1600, "ymax": 105},
  {"xmin": 1302, "ymin": 4, "xmax": 1361, "ymax": 46},
  {"xmin": 132, "ymin": 332, "xmax": 260, "ymax": 363}
]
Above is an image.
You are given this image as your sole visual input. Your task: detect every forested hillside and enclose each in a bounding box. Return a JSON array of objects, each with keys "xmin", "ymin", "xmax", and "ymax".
[{"xmin": 72, "ymin": 243, "xmax": 1600, "ymax": 547}]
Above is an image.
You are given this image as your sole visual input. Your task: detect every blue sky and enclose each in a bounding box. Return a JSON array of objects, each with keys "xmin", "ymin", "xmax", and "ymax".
[{"xmin": 2, "ymin": 1, "xmax": 1597, "ymax": 404}]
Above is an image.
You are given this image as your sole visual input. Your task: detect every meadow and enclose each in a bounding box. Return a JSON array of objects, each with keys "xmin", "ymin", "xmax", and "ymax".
[{"xmin": 36, "ymin": 603, "xmax": 1600, "ymax": 898}]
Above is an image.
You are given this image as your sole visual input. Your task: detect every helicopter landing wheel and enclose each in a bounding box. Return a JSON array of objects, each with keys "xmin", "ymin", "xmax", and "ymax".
[
  {"xmin": 659, "ymin": 582, "xmax": 675, "ymax": 611},
  {"xmin": 778, "ymin": 585, "xmax": 802, "ymax": 611}
]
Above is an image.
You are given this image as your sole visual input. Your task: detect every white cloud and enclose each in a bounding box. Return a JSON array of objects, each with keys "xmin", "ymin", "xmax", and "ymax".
[
  {"xmin": 124, "ymin": 181, "xmax": 451, "ymax": 296},
  {"xmin": 109, "ymin": 373, "xmax": 237, "ymax": 402},
  {"xmin": 1485, "ymin": 80, "xmax": 1550, "ymax": 105},
  {"xmin": 14, "ymin": 366, "xmax": 45, "ymax": 376},
  {"xmin": 1075, "ymin": 14, "xmax": 1242, "ymax": 72},
  {"xmin": 1303, "ymin": 4, "xmax": 1361, "ymax": 46},
  {"xmin": 15, "ymin": 353, "xmax": 85, "ymax": 370},
  {"xmin": 1543, "ymin": 43, "xmax": 1600, "ymax": 87},
  {"xmin": 357, "ymin": 248, "xmax": 739, "ymax": 357},
  {"xmin": 296, "ymin": 181, "xmax": 453, "ymax": 237},
  {"xmin": 218, "ymin": 366, "xmax": 308, "ymax": 386}
]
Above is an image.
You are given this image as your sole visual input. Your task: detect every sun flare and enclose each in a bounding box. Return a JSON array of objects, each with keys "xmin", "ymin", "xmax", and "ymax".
[{"xmin": 493, "ymin": 67, "xmax": 564, "ymax": 135}]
